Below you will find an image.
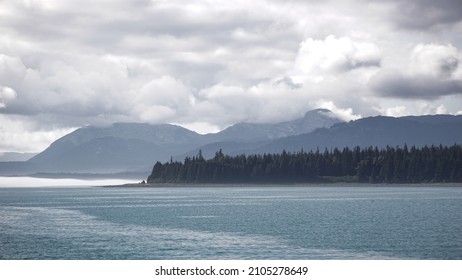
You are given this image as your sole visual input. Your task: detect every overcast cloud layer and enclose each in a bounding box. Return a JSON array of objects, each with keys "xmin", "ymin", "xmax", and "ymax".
[{"xmin": 1, "ymin": 0, "xmax": 462, "ymax": 153}]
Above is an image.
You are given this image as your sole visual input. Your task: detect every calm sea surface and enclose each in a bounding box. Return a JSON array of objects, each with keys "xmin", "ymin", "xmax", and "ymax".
[{"xmin": 1, "ymin": 184, "xmax": 461, "ymax": 259}]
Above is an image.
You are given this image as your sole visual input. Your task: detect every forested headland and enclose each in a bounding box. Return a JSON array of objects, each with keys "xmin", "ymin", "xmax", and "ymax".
[{"xmin": 147, "ymin": 144, "xmax": 462, "ymax": 184}]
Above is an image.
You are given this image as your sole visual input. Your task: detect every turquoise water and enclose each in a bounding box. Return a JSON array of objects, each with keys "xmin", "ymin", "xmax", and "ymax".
[{"xmin": 0, "ymin": 184, "xmax": 461, "ymax": 259}]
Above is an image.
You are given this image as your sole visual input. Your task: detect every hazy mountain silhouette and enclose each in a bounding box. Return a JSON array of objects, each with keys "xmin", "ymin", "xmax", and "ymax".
[
  {"xmin": 27, "ymin": 123, "xmax": 205, "ymax": 173},
  {"xmin": 2, "ymin": 111, "xmax": 460, "ymax": 178},
  {"xmin": 251, "ymin": 115, "xmax": 462, "ymax": 154},
  {"xmin": 210, "ymin": 109, "xmax": 340, "ymax": 141},
  {"xmin": 9, "ymin": 109, "xmax": 339, "ymax": 175}
]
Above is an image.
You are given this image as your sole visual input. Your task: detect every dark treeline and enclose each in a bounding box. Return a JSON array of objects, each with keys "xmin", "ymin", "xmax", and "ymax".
[{"xmin": 147, "ymin": 144, "xmax": 462, "ymax": 184}]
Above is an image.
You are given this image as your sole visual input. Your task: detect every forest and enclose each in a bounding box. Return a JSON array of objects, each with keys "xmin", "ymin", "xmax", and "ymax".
[{"xmin": 147, "ymin": 144, "xmax": 462, "ymax": 184}]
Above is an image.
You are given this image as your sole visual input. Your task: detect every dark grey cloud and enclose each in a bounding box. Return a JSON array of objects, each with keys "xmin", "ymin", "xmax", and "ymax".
[
  {"xmin": 371, "ymin": 72, "xmax": 462, "ymax": 99},
  {"xmin": 384, "ymin": 0, "xmax": 462, "ymax": 30},
  {"xmin": 439, "ymin": 57, "xmax": 459, "ymax": 77},
  {"xmin": 1, "ymin": 0, "xmax": 282, "ymax": 59},
  {"xmin": 273, "ymin": 76, "xmax": 302, "ymax": 89}
]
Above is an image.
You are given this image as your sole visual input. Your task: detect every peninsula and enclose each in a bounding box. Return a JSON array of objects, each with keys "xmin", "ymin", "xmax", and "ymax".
[{"xmin": 147, "ymin": 144, "xmax": 462, "ymax": 184}]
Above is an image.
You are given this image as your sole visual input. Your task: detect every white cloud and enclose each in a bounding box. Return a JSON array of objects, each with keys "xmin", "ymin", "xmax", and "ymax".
[
  {"xmin": 185, "ymin": 80, "xmax": 315, "ymax": 126},
  {"xmin": 0, "ymin": 86, "xmax": 17, "ymax": 108},
  {"xmin": 174, "ymin": 121, "xmax": 221, "ymax": 135},
  {"xmin": 0, "ymin": 0, "xmax": 462, "ymax": 152},
  {"xmin": 292, "ymin": 35, "xmax": 381, "ymax": 83},
  {"xmin": 133, "ymin": 76, "xmax": 193, "ymax": 123},
  {"xmin": 370, "ymin": 43, "xmax": 462, "ymax": 99},
  {"xmin": 315, "ymin": 100, "xmax": 362, "ymax": 121},
  {"xmin": 417, "ymin": 102, "xmax": 448, "ymax": 115},
  {"xmin": 0, "ymin": 115, "xmax": 75, "ymax": 153},
  {"xmin": 381, "ymin": 106, "xmax": 409, "ymax": 117},
  {"xmin": 138, "ymin": 76, "xmax": 192, "ymax": 109},
  {"xmin": 0, "ymin": 54, "xmax": 27, "ymax": 88},
  {"xmin": 194, "ymin": 83, "xmax": 256, "ymax": 124},
  {"xmin": 373, "ymin": 96, "xmax": 460, "ymax": 118},
  {"xmin": 409, "ymin": 43, "xmax": 461, "ymax": 78}
]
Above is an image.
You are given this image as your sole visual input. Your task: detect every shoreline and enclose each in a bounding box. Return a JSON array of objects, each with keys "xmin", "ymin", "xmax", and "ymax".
[{"xmin": 101, "ymin": 182, "xmax": 462, "ymax": 188}]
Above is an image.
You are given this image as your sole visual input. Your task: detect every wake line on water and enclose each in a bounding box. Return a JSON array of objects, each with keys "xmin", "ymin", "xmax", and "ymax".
[{"xmin": 0, "ymin": 206, "xmax": 394, "ymax": 260}]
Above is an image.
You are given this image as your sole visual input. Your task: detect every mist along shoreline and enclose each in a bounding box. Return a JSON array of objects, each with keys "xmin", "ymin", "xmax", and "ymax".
[{"xmin": 100, "ymin": 181, "xmax": 462, "ymax": 188}]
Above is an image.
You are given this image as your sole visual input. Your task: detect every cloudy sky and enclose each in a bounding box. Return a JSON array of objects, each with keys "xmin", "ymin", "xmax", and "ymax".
[{"xmin": 1, "ymin": 0, "xmax": 462, "ymax": 153}]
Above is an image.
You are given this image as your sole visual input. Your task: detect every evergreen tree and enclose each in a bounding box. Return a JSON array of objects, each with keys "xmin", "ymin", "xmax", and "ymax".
[{"xmin": 146, "ymin": 144, "xmax": 462, "ymax": 184}]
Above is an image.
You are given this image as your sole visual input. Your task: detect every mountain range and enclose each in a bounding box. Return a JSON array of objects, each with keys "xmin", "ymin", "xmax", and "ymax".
[{"xmin": 1, "ymin": 109, "xmax": 461, "ymax": 178}]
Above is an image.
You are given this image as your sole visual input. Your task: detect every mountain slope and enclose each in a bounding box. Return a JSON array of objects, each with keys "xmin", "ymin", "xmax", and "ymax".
[
  {"xmin": 16, "ymin": 111, "xmax": 461, "ymax": 177},
  {"xmin": 27, "ymin": 109, "xmax": 342, "ymax": 173},
  {"xmin": 252, "ymin": 115, "xmax": 462, "ymax": 154},
  {"xmin": 210, "ymin": 109, "xmax": 342, "ymax": 142},
  {"xmin": 177, "ymin": 109, "xmax": 343, "ymax": 159},
  {"xmin": 28, "ymin": 123, "xmax": 206, "ymax": 173}
]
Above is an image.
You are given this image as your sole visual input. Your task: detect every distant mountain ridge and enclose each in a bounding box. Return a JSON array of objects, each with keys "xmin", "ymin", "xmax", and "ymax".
[
  {"xmin": 182, "ymin": 114, "xmax": 462, "ymax": 159},
  {"xmin": 20, "ymin": 109, "xmax": 341, "ymax": 175},
  {"xmin": 2, "ymin": 110, "xmax": 461, "ymax": 178},
  {"xmin": 210, "ymin": 109, "xmax": 339, "ymax": 141},
  {"xmin": 28, "ymin": 123, "xmax": 205, "ymax": 173},
  {"xmin": 252, "ymin": 115, "xmax": 462, "ymax": 155}
]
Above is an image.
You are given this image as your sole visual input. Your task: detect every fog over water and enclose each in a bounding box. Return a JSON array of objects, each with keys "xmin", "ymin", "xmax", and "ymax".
[{"xmin": 0, "ymin": 177, "xmax": 136, "ymax": 188}]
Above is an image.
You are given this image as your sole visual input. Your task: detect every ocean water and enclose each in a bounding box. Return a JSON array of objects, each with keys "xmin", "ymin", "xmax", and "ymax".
[{"xmin": 0, "ymin": 184, "xmax": 461, "ymax": 259}]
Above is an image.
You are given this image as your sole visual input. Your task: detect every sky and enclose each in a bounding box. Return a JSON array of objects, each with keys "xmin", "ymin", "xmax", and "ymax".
[{"xmin": 1, "ymin": 0, "xmax": 462, "ymax": 153}]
